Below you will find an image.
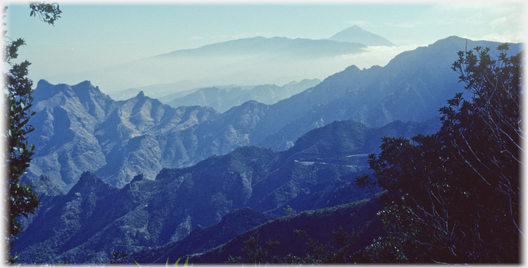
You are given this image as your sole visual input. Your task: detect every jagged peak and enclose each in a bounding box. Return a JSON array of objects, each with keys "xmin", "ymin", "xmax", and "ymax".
[
  {"xmin": 78, "ymin": 171, "xmax": 103, "ymax": 185},
  {"xmin": 35, "ymin": 80, "xmax": 103, "ymax": 97},
  {"xmin": 130, "ymin": 174, "xmax": 145, "ymax": 183},
  {"xmin": 36, "ymin": 79, "xmax": 52, "ymax": 88},
  {"xmin": 36, "ymin": 79, "xmax": 95, "ymax": 89},
  {"xmin": 71, "ymin": 80, "xmax": 104, "ymax": 96},
  {"xmin": 35, "ymin": 79, "xmax": 70, "ymax": 91},
  {"xmin": 136, "ymin": 91, "xmax": 145, "ymax": 98},
  {"xmin": 67, "ymin": 171, "xmax": 115, "ymax": 196},
  {"xmin": 75, "ymin": 80, "xmax": 94, "ymax": 88}
]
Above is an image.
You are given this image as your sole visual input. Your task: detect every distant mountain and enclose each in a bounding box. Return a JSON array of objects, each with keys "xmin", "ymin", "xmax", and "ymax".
[
  {"xmin": 329, "ymin": 25, "xmax": 395, "ymax": 46},
  {"xmin": 15, "ymin": 119, "xmax": 439, "ymax": 263},
  {"xmin": 108, "ymin": 80, "xmax": 230, "ymax": 101},
  {"xmin": 18, "ymin": 35, "xmax": 522, "ymax": 264},
  {"xmin": 26, "ymin": 36, "xmax": 520, "ymax": 190},
  {"xmin": 48, "ymin": 28, "xmax": 392, "ymax": 94},
  {"xmin": 157, "ymin": 36, "xmax": 365, "ymax": 58},
  {"xmin": 254, "ymin": 36, "xmax": 522, "ymax": 149},
  {"xmin": 166, "ymin": 79, "xmax": 321, "ymax": 113}
]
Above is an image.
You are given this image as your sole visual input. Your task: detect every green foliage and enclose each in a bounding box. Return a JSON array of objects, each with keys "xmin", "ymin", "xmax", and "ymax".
[
  {"xmin": 356, "ymin": 44, "xmax": 522, "ymax": 263},
  {"xmin": 293, "ymin": 229, "xmax": 306, "ymax": 237},
  {"xmin": 29, "ymin": 2, "xmax": 61, "ymax": 26},
  {"xmin": 3, "ymin": 3, "xmax": 61, "ymax": 264},
  {"xmin": 226, "ymin": 235, "xmax": 281, "ymax": 264},
  {"xmin": 285, "ymin": 227, "xmax": 360, "ymax": 264},
  {"xmin": 227, "ymin": 227, "xmax": 362, "ymax": 264},
  {"xmin": 281, "ymin": 205, "xmax": 296, "ymax": 216}
]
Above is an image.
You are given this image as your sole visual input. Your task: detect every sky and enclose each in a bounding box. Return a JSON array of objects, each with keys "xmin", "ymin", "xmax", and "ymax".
[{"xmin": 3, "ymin": 1, "xmax": 526, "ymax": 88}]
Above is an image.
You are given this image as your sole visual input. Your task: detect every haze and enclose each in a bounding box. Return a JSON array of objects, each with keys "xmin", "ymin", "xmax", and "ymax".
[{"xmin": 5, "ymin": 1, "xmax": 525, "ymax": 96}]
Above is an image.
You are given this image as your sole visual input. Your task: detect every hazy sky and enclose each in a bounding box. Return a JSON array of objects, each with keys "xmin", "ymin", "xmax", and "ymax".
[{"xmin": 4, "ymin": 1, "xmax": 526, "ymax": 85}]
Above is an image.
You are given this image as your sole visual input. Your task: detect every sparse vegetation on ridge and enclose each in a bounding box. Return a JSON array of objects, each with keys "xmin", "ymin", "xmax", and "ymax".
[
  {"xmin": 355, "ymin": 44, "xmax": 522, "ymax": 263},
  {"xmin": 5, "ymin": 8, "xmax": 522, "ymax": 263}
]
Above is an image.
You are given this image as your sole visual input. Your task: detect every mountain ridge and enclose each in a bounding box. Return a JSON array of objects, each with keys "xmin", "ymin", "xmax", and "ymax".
[
  {"xmin": 256, "ymin": 36, "xmax": 521, "ymax": 149},
  {"xmin": 25, "ymin": 36, "xmax": 521, "ymax": 190},
  {"xmin": 165, "ymin": 79, "xmax": 321, "ymax": 113},
  {"xmin": 47, "ymin": 27, "xmax": 394, "ymax": 93},
  {"xmin": 155, "ymin": 36, "xmax": 366, "ymax": 58},
  {"xmin": 15, "ymin": 118, "xmax": 440, "ymax": 263},
  {"xmin": 16, "ymin": 35, "xmax": 523, "ymax": 264},
  {"xmin": 124, "ymin": 207, "xmax": 279, "ymax": 263}
]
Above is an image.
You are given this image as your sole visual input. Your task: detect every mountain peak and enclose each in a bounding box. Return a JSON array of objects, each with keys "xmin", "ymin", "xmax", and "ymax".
[
  {"xmin": 67, "ymin": 171, "xmax": 116, "ymax": 197},
  {"xmin": 351, "ymin": 24, "xmax": 363, "ymax": 30},
  {"xmin": 329, "ymin": 26, "xmax": 395, "ymax": 46},
  {"xmin": 37, "ymin": 79, "xmax": 52, "ymax": 88},
  {"xmin": 76, "ymin": 80, "xmax": 94, "ymax": 88},
  {"xmin": 77, "ymin": 171, "xmax": 103, "ymax": 186},
  {"xmin": 130, "ymin": 174, "xmax": 145, "ymax": 184}
]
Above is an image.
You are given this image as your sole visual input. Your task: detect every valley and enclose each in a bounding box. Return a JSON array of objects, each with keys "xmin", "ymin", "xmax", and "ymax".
[{"xmin": 11, "ymin": 23, "xmax": 522, "ymax": 263}]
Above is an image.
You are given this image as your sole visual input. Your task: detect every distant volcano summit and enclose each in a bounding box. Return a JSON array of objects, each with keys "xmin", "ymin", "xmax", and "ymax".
[{"xmin": 329, "ymin": 25, "xmax": 395, "ymax": 46}]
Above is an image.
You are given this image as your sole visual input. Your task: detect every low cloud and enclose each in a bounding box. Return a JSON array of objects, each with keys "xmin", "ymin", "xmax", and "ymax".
[{"xmin": 338, "ymin": 45, "xmax": 420, "ymax": 69}]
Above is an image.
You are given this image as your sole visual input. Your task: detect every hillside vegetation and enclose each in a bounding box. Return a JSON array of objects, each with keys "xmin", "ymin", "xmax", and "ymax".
[
  {"xmin": 131, "ymin": 43, "xmax": 522, "ymax": 265},
  {"xmin": 13, "ymin": 119, "xmax": 438, "ymax": 263},
  {"xmin": 13, "ymin": 37, "xmax": 522, "ymax": 264},
  {"xmin": 24, "ymin": 37, "xmax": 520, "ymax": 191}
]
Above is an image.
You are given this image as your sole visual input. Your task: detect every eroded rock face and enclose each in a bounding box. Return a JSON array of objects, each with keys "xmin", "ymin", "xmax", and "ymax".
[
  {"xmin": 29, "ymin": 80, "xmax": 286, "ymax": 190},
  {"xmin": 27, "ymin": 80, "xmax": 220, "ymax": 189},
  {"xmin": 15, "ymin": 118, "xmax": 440, "ymax": 264},
  {"xmin": 16, "ymin": 36, "xmax": 521, "ymax": 264},
  {"xmin": 27, "ymin": 37, "xmax": 520, "ymax": 191}
]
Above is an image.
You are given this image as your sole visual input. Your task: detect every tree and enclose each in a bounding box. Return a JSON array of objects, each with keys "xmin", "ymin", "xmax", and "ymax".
[
  {"xmin": 282, "ymin": 205, "xmax": 296, "ymax": 216},
  {"xmin": 226, "ymin": 235, "xmax": 280, "ymax": 264},
  {"xmin": 3, "ymin": 3, "xmax": 61, "ymax": 264},
  {"xmin": 226, "ymin": 227, "xmax": 362, "ymax": 264},
  {"xmin": 443, "ymin": 44, "xmax": 522, "ymax": 238},
  {"xmin": 356, "ymin": 44, "xmax": 522, "ymax": 263}
]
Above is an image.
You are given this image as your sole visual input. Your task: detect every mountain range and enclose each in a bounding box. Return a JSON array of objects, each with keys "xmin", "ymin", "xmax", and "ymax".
[
  {"xmin": 25, "ymin": 36, "xmax": 521, "ymax": 191},
  {"xmin": 15, "ymin": 118, "xmax": 439, "ymax": 263},
  {"xmin": 16, "ymin": 35, "xmax": 522, "ymax": 264},
  {"xmin": 46, "ymin": 25, "xmax": 395, "ymax": 97},
  {"xmin": 165, "ymin": 79, "xmax": 321, "ymax": 113},
  {"xmin": 130, "ymin": 197, "xmax": 385, "ymax": 264}
]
